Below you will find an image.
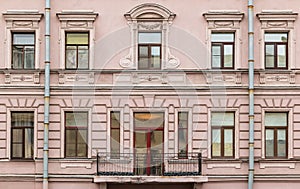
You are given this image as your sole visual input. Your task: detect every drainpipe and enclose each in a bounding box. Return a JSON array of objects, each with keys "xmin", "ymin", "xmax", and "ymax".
[
  {"xmin": 43, "ymin": 0, "xmax": 51, "ymax": 189},
  {"xmin": 248, "ymin": 0, "xmax": 254, "ymax": 189}
]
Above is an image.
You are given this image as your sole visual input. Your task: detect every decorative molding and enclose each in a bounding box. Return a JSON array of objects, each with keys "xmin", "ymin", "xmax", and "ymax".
[
  {"xmin": 206, "ymin": 72, "xmax": 242, "ymax": 85},
  {"xmin": 203, "ymin": 11, "xmax": 244, "ymax": 29},
  {"xmin": 257, "ymin": 11, "xmax": 298, "ymax": 29},
  {"xmin": 60, "ymin": 160, "xmax": 93, "ymax": 169},
  {"xmin": 58, "ymin": 72, "xmax": 95, "ymax": 85},
  {"xmin": 259, "ymin": 72, "xmax": 296, "ymax": 85},
  {"xmin": 4, "ymin": 72, "xmax": 40, "ymax": 85},
  {"xmin": 56, "ymin": 10, "xmax": 98, "ymax": 69},
  {"xmin": 259, "ymin": 161, "xmax": 295, "ymax": 169},
  {"xmin": 122, "ymin": 3, "xmax": 179, "ymax": 69},
  {"xmin": 206, "ymin": 161, "xmax": 242, "ymax": 169},
  {"xmin": 3, "ymin": 10, "xmax": 43, "ymax": 29},
  {"xmin": 113, "ymin": 72, "xmax": 186, "ymax": 85}
]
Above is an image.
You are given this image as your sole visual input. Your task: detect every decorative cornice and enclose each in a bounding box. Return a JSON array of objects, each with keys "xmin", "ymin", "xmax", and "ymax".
[
  {"xmin": 3, "ymin": 10, "xmax": 43, "ymax": 21},
  {"xmin": 57, "ymin": 10, "xmax": 98, "ymax": 21},
  {"xmin": 257, "ymin": 10, "xmax": 298, "ymax": 21},
  {"xmin": 203, "ymin": 10, "xmax": 244, "ymax": 21},
  {"xmin": 124, "ymin": 3, "xmax": 176, "ymax": 22}
]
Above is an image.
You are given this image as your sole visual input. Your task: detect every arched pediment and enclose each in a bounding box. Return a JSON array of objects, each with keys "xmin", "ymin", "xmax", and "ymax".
[{"xmin": 124, "ymin": 3, "xmax": 176, "ymax": 22}]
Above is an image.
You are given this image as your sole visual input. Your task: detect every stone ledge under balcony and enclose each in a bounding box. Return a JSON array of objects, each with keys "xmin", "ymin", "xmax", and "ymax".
[{"xmin": 93, "ymin": 175, "xmax": 208, "ymax": 184}]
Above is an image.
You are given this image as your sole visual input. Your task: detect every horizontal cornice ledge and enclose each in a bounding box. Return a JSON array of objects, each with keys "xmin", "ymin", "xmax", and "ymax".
[{"xmin": 57, "ymin": 10, "xmax": 98, "ymax": 21}]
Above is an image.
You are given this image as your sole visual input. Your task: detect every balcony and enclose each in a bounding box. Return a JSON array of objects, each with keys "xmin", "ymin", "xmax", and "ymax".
[{"xmin": 97, "ymin": 152, "xmax": 202, "ymax": 176}]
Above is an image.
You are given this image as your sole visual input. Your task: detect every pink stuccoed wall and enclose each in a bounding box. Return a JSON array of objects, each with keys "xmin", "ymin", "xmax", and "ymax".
[{"xmin": 0, "ymin": 0, "xmax": 300, "ymax": 189}]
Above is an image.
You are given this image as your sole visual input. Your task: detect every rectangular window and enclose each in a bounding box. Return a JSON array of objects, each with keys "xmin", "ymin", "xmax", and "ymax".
[
  {"xmin": 265, "ymin": 112, "xmax": 287, "ymax": 158},
  {"xmin": 110, "ymin": 111, "xmax": 120, "ymax": 159},
  {"xmin": 66, "ymin": 32, "xmax": 89, "ymax": 69},
  {"xmin": 11, "ymin": 112, "xmax": 34, "ymax": 159},
  {"xmin": 12, "ymin": 33, "xmax": 35, "ymax": 69},
  {"xmin": 265, "ymin": 33, "xmax": 288, "ymax": 69},
  {"xmin": 211, "ymin": 33, "xmax": 234, "ymax": 69},
  {"xmin": 178, "ymin": 112, "xmax": 188, "ymax": 158},
  {"xmin": 138, "ymin": 32, "xmax": 161, "ymax": 70},
  {"xmin": 65, "ymin": 112, "xmax": 88, "ymax": 158},
  {"xmin": 211, "ymin": 112, "xmax": 234, "ymax": 158}
]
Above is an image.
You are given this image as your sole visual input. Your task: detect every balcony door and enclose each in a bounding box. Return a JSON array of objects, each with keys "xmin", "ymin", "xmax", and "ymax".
[{"xmin": 134, "ymin": 112, "xmax": 164, "ymax": 176}]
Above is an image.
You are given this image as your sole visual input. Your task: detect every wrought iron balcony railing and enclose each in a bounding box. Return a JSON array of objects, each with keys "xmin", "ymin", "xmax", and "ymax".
[{"xmin": 97, "ymin": 152, "xmax": 202, "ymax": 176}]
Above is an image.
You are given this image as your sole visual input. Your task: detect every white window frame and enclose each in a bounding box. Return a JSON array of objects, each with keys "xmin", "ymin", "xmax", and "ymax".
[
  {"xmin": 257, "ymin": 10, "xmax": 297, "ymax": 70},
  {"xmin": 122, "ymin": 3, "xmax": 179, "ymax": 69},
  {"xmin": 203, "ymin": 10, "xmax": 244, "ymax": 70},
  {"xmin": 261, "ymin": 109, "xmax": 293, "ymax": 159},
  {"xmin": 60, "ymin": 108, "xmax": 92, "ymax": 158},
  {"xmin": 57, "ymin": 11, "xmax": 98, "ymax": 70},
  {"xmin": 208, "ymin": 109, "xmax": 239, "ymax": 159},
  {"xmin": 3, "ymin": 10, "xmax": 43, "ymax": 69},
  {"xmin": 6, "ymin": 108, "xmax": 37, "ymax": 160}
]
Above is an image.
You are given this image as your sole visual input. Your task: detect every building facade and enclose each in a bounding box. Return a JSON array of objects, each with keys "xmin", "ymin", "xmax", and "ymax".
[{"xmin": 0, "ymin": 0, "xmax": 300, "ymax": 189}]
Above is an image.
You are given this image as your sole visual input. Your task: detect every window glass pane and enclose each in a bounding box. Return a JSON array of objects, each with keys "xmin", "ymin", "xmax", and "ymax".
[
  {"xmin": 224, "ymin": 129, "xmax": 233, "ymax": 156},
  {"xmin": 24, "ymin": 46, "xmax": 35, "ymax": 69},
  {"xmin": 277, "ymin": 45, "xmax": 287, "ymax": 68},
  {"xmin": 24, "ymin": 128, "xmax": 33, "ymax": 158},
  {"xmin": 12, "ymin": 129, "xmax": 23, "ymax": 143},
  {"xmin": 211, "ymin": 112, "xmax": 234, "ymax": 126},
  {"xmin": 266, "ymin": 45, "xmax": 275, "ymax": 68},
  {"xmin": 212, "ymin": 45, "xmax": 221, "ymax": 68},
  {"xmin": 211, "ymin": 33, "xmax": 234, "ymax": 42},
  {"xmin": 13, "ymin": 34, "xmax": 34, "ymax": 45},
  {"xmin": 212, "ymin": 129, "xmax": 221, "ymax": 156},
  {"xmin": 77, "ymin": 143, "xmax": 87, "ymax": 157},
  {"xmin": 139, "ymin": 46, "xmax": 149, "ymax": 57},
  {"xmin": 265, "ymin": 33, "xmax": 288, "ymax": 42},
  {"xmin": 266, "ymin": 129, "xmax": 274, "ymax": 157},
  {"xmin": 138, "ymin": 33, "xmax": 161, "ymax": 44},
  {"xmin": 224, "ymin": 45, "xmax": 233, "ymax": 68},
  {"xmin": 66, "ymin": 112, "xmax": 88, "ymax": 127},
  {"xmin": 12, "ymin": 144, "xmax": 23, "ymax": 158},
  {"xmin": 134, "ymin": 113, "xmax": 164, "ymax": 128},
  {"xmin": 178, "ymin": 129, "xmax": 187, "ymax": 151},
  {"xmin": 151, "ymin": 46, "xmax": 161, "ymax": 69},
  {"xmin": 66, "ymin": 130, "xmax": 76, "ymax": 157},
  {"xmin": 67, "ymin": 33, "xmax": 89, "ymax": 45},
  {"xmin": 111, "ymin": 129, "xmax": 120, "ymax": 150},
  {"xmin": 12, "ymin": 46, "xmax": 23, "ymax": 69},
  {"xmin": 138, "ymin": 58, "xmax": 148, "ymax": 69},
  {"xmin": 178, "ymin": 112, "xmax": 188, "ymax": 129},
  {"xmin": 111, "ymin": 112, "xmax": 120, "ymax": 128},
  {"xmin": 12, "ymin": 112, "xmax": 34, "ymax": 127},
  {"xmin": 265, "ymin": 113, "xmax": 287, "ymax": 126},
  {"xmin": 78, "ymin": 46, "xmax": 89, "ymax": 69},
  {"xmin": 77, "ymin": 129, "xmax": 87, "ymax": 144},
  {"xmin": 66, "ymin": 46, "xmax": 77, "ymax": 69},
  {"xmin": 277, "ymin": 129, "xmax": 286, "ymax": 157}
]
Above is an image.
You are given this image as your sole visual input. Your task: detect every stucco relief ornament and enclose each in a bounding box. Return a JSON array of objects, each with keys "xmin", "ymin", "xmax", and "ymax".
[
  {"xmin": 120, "ymin": 49, "xmax": 134, "ymax": 68},
  {"xmin": 166, "ymin": 49, "xmax": 180, "ymax": 68}
]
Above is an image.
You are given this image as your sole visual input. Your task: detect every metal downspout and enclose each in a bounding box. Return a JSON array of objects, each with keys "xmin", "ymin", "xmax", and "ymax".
[
  {"xmin": 248, "ymin": 0, "xmax": 254, "ymax": 189},
  {"xmin": 43, "ymin": 0, "xmax": 50, "ymax": 189}
]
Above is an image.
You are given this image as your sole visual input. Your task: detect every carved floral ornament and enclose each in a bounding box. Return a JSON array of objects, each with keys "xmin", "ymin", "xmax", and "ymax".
[
  {"xmin": 120, "ymin": 3, "xmax": 180, "ymax": 69},
  {"xmin": 203, "ymin": 10, "xmax": 244, "ymax": 29},
  {"xmin": 3, "ymin": 10, "xmax": 43, "ymax": 29}
]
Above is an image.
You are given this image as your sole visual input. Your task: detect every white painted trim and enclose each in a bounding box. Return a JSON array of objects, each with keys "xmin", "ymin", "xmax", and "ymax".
[{"xmin": 60, "ymin": 108, "xmax": 92, "ymax": 158}]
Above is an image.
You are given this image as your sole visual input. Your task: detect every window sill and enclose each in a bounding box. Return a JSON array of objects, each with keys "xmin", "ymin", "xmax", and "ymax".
[
  {"xmin": 258, "ymin": 159, "xmax": 296, "ymax": 169},
  {"xmin": 204, "ymin": 159, "xmax": 242, "ymax": 169}
]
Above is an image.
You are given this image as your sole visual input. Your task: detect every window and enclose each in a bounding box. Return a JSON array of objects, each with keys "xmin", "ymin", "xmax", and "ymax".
[
  {"xmin": 211, "ymin": 112, "xmax": 234, "ymax": 158},
  {"xmin": 138, "ymin": 32, "xmax": 161, "ymax": 70},
  {"xmin": 211, "ymin": 33, "xmax": 234, "ymax": 69},
  {"xmin": 65, "ymin": 112, "xmax": 88, "ymax": 158},
  {"xmin": 265, "ymin": 33, "xmax": 288, "ymax": 69},
  {"xmin": 65, "ymin": 32, "xmax": 89, "ymax": 69},
  {"xmin": 12, "ymin": 33, "xmax": 35, "ymax": 69},
  {"xmin": 110, "ymin": 111, "xmax": 120, "ymax": 158},
  {"xmin": 265, "ymin": 112, "xmax": 287, "ymax": 158},
  {"xmin": 178, "ymin": 112, "xmax": 188, "ymax": 158},
  {"xmin": 11, "ymin": 112, "xmax": 34, "ymax": 159}
]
